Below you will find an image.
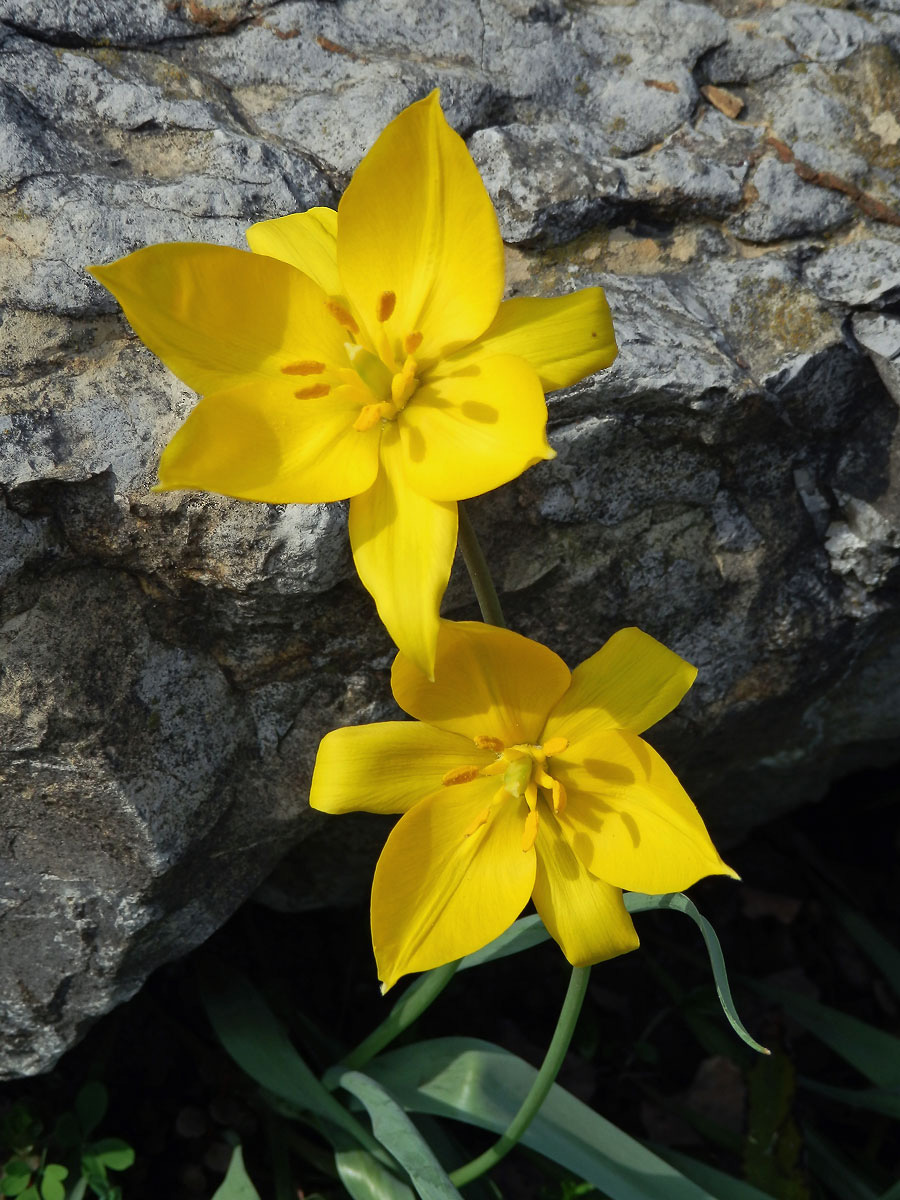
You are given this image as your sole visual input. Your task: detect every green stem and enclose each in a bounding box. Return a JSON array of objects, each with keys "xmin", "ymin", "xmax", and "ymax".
[
  {"xmin": 336, "ymin": 959, "xmax": 461, "ymax": 1073},
  {"xmin": 458, "ymin": 502, "xmax": 506, "ymax": 628},
  {"xmin": 449, "ymin": 965, "xmax": 591, "ymax": 1188}
]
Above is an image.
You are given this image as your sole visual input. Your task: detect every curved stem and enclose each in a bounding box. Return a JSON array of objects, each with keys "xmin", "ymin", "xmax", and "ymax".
[
  {"xmin": 336, "ymin": 959, "xmax": 461, "ymax": 1074},
  {"xmin": 458, "ymin": 502, "xmax": 506, "ymax": 628},
  {"xmin": 449, "ymin": 965, "xmax": 591, "ymax": 1188}
]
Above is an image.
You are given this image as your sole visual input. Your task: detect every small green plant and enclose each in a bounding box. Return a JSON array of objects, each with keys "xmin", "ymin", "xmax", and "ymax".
[{"xmin": 0, "ymin": 1084, "xmax": 134, "ymax": 1200}]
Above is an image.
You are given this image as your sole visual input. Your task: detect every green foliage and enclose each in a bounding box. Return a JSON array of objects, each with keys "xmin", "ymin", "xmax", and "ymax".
[{"xmin": 0, "ymin": 1085, "xmax": 133, "ymax": 1200}]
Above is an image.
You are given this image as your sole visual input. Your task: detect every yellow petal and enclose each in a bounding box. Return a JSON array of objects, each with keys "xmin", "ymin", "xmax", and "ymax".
[
  {"xmin": 371, "ymin": 780, "xmax": 535, "ymax": 991},
  {"xmin": 399, "ymin": 355, "xmax": 554, "ymax": 502},
  {"xmin": 449, "ymin": 289, "xmax": 617, "ymax": 391},
  {"xmin": 310, "ymin": 722, "xmax": 492, "ymax": 814},
  {"xmin": 533, "ymin": 810, "xmax": 640, "ymax": 966},
  {"xmin": 246, "ymin": 206, "xmax": 342, "ymax": 296},
  {"xmin": 543, "ymin": 627, "xmax": 697, "ymax": 745},
  {"xmin": 348, "ymin": 424, "xmax": 457, "ymax": 678},
  {"xmin": 391, "ymin": 620, "xmax": 571, "ymax": 746},
  {"xmin": 337, "ymin": 91, "xmax": 504, "ymax": 360},
  {"xmin": 89, "ymin": 243, "xmax": 348, "ymax": 395},
  {"xmin": 157, "ymin": 380, "xmax": 379, "ymax": 502},
  {"xmin": 553, "ymin": 729, "xmax": 737, "ymax": 894}
]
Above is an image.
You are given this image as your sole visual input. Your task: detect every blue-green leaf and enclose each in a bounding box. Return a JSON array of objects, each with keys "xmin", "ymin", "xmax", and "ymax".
[
  {"xmin": 458, "ymin": 915, "xmax": 550, "ymax": 971},
  {"xmin": 334, "ymin": 1148, "xmax": 416, "ymax": 1200},
  {"xmin": 335, "ymin": 1071, "xmax": 462, "ymax": 1200},
  {"xmin": 799, "ymin": 1077, "xmax": 900, "ymax": 1120},
  {"xmin": 211, "ymin": 1146, "xmax": 261, "ymax": 1200},
  {"xmin": 750, "ymin": 980, "xmax": 900, "ymax": 1089},
  {"xmin": 625, "ymin": 893, "xmax": 768, "ymax": 1055},
  {"xmin": 367, "ymin": 1037, "xmax": 720, "ymax": 1200},
  {"xmin": 649, "ymin": 1146, "xmax": 773, "ymax": 1200}
]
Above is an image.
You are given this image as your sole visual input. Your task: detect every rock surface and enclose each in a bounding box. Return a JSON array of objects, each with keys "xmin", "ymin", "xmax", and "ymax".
[{"xmin": 3, "ymin": 0, "xmax": 900, "ymax": 1077}]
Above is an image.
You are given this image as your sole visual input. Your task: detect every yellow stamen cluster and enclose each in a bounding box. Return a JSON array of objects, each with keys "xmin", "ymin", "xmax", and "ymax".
[{"xmin": 441, "ymin": 733, "xmax": 569, "ymax": 852}]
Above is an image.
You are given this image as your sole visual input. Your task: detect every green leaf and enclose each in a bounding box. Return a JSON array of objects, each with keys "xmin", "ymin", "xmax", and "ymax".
[
  {"xmin": 197, "ymin": 959, "xmax": 390, "ymax": 1162},
  {"xmin": 1, "ymin": 1162, "xmax": 32, "ymax": 1197},
  {"xmin": 649, "ymin": 1147, "xmax": 774, "ymax": 1200},
  {"xmin": 210, "ymin": 1146, "xmax": 261, "ymax": 1200},
  {"xmin": 749, "ymin": 980, "xmax": 900, "ymax": 1089},
  {"xmin": 334, "ymin": 1148, "xmax": 416, "ymax": 1200},
  {"xmin": 38, "ymin": 1164, "xmax": 67, "ymax": 1200},
  {"xmin": 457, "ymin": 915, "xmax": 550, "ymax": 971},
  {"xmin": 828, "ymin": 896, "xmax": 900, "ymax": 1002},
  {"xmin": 334, "ymin": 1071, "xmax": 463, "ymax": 1200},
  {"xmin": 367, "ymin": 1037, "xmax": 721, "ymax": 1199},
  {"xmin": 803, "ymin": 1125, "xmax": 880, "ymax": 1200},
  {"xmin": 75, "ymin": 1085, "xmax": 108, "ymax": 1140},
  {"xmin": 799, "ymin": 1077, "xmax": 900, "ymax": 1120},
  {"xmin": 86, "ymin": 1141, "xmax": 133, "ymax": 1173},
  {"xmin": 625, "ymin": 893, "xmax": 768, "ymax": 1055},
  {"xmin": 879, "ymin": 1181, "xmax": 900, "ymax": 1200}
]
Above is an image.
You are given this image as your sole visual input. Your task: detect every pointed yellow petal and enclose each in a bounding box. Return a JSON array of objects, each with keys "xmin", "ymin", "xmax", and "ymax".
[
  {"xmin": 554, "ymin": 729, "xmax": 737, "ymax": 894},
  {"xmin": 399, "ymin": 355, "xmax": 553, "ymax": 502},
  {"xmin": 246, "ymin": 207, "xmax": 342, "ymax": 296},
  {"xmin": 337, "ymin": 91, "xmax": 503, "ymax": 360},
  {"xmin": 371, "ymin": 781, "xmax": 535, "ymax": 991},
  {"xmin": 89, "ymin": 243, "xmax": 349, "ymax": 396},
  {"xmin": 533, "ymin": 810, "xmax": 640, "ymax": 966},
  {"xmin": 348, "ymin": 425, "xmax": 457, "ymax": 678},
  {"xmin": 157, "ymin": 380, "xmax": 379, "ymax": 502},
  {"xmin": 391, "ymin": 620, "xmax": 571, "ymax": 746},
  {"xmin": 310, "ymin": 722, "xmax": 492, "ymax": 814},
  {"xmin": 453, "ymin": 290, "xmax": 617, "ymax": 391},
  {"xmin": 543, "ymin": 627, "xmax": 697, "ymax": 745}
]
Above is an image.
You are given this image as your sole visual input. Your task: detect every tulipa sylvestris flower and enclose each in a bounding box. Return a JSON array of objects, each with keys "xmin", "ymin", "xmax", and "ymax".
[
  {"xmin": 311, "ymin": 620, "xmax": 737, "ymax": 991},
  {"xmin": 88, "ymin": 92, "xmax": 617, "ymax": 678}
]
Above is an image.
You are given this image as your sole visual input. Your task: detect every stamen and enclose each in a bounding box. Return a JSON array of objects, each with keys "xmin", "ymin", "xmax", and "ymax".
[
  {"xmin": 404, "ymin": 331, "xmax": 423, "ymax": 354},
  {"xmin": 474, "ymin": 734, "xmax": 504, "ymax": 753},
  {"xmin": 525, "ymin": 781, "xmax": 538, "ymax": 810},
  {"xmin": 390, "ymin": 355, "xmax": 418, "ymax": 410},
  {"xmin": 325, "ymin": 299, "xmax": 359, "ymax": 334},
  {"xmin": 377, "ymin": 291, "xmax": 396, "ymax": 322},
  {"xmin": 294, "ymin": 384, "xmax": 330, "ymax": 399},
  {"xmin": 442, "ymin": 765, "xmax": 480, "ymax": 786},
  {"xmin": 522, "ymin": 808, "xmax": 539, "ymax": 853},
  {"xmin": 464, "ymin": 807, "xmax": 491, "ymax": 837},
  {"xmin": 354, "ymin": 402, "xmax": 392, "ymax": 432},
  {"xmin": 281, "ymin": 360, "xmax": 326, "ymax": 375},
  {"xmin": 552, "ymin": 778, "xmax": 566, "ymax": 814},
  {"xmin": 536, "ymin": 768, "xmax": 556, "ymax": 790},
  {"xmin": 480, "ymin": 759, "xmax": 507, "ymax": 777},
  {"xmin": 542, "ymin": 736, "xmax": 568, "ymax": 757}
]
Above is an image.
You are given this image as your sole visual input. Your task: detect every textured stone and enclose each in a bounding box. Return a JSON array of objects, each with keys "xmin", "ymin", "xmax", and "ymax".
[{"xmin": 3, "ymin": 0, "xmax": 900, "ymax": 1078}]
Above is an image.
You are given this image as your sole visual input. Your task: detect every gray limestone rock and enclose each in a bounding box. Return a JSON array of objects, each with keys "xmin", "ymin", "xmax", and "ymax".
[{"xmin": 3, "ymin": 0, "xmax": 900, "ymax": 1078}]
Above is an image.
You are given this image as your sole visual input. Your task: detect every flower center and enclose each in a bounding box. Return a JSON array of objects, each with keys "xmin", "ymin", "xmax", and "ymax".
[{"xmin": 441, "ymin": 734, "xmax": 569, "ymax": 853}]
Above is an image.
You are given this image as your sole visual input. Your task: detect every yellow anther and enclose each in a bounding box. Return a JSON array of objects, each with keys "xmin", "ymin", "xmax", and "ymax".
[
  {"xmin": 404, "ymin": 331, "xmax": 423, "ymax": 354},
  {"xmin": 442, "ymin": 765, "xmax": 480, "ymax": 786},
  {"xmin": 525, "ymin": 781, "xmax": 538, "ymax": 810},
  {"xmin": 522, "ymin": 808, "xmax": 539, "ymax": 853},
  {"xmin": 390, "ymin": 355, "xmax": 418, "ymax": 410},
  {"xmin": 542, "ymin": 736, "xmax": 568, "ymax": 757},
  {"xmin": 464, "ymin": 807, "xmax": 491, "ymax": 837},
  {"xmin": 294, "ymin": 384, "xmax": 330, "ymax": 399},
  {"xmin": 377, "ymin": 291, "xmax": 396, "ymax": 322},
  {"xmin": 325, "ymin": 299, "xmax": 359, "ymax": 334},
  {"xmin": 353, "ymin": 402, "xmax": 392, "ymax": 432},
  {"xmin": 281, "ymin": 360, "xmax": 326, "ymax": 375},
  {"xmin": 474, "ymin": 734, "xmax": 504, "ymax": 753},
  {"xmin": 551, "ymin": 778, "xmax": 566, "ymax": 814}
]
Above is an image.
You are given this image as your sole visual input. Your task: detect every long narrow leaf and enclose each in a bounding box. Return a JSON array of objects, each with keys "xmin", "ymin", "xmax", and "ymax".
[
  {"xmin": 458, "ymin": 915, "xmax": 550, "ymax": 970},
  {"xmin": 800, "ymin": 1077, "xmax": 900, "ymax": 1120},
  {"xmin": 368, "ymin": 1037, "xmax": 720, "ymax": 1200},
  {"xmin": 803, "ymin": 1125, "xmax": 881, "ymax": 1200},
  {"xmin": 197, "ymin": 960, "xmax": 391, "ymax": 1162},
  {"xmin": 335, "ymin": 1072, "xmax": 463, "ymax": 1200},
  {"xmin": 828, "ymin": 897, "xmax": 900, "ymax": 1001},
  {"xmin": 211, "ymin": 1146, "xmax": 261, "ymax": 1200},
  {"xmin": 750, "ymin": 980, "xmax": 900, "ymax": 1089},
  {"xmin": 625, "ymin": 893, "xmax": 768, "ymax": 1055},
  {"xmin": 649, "ymin": 1146, "xmax": 773, "ymax": 1200},
  {"xmin": 335, "ymin": 1148, "xmax": 416, "ymax": 1200}
]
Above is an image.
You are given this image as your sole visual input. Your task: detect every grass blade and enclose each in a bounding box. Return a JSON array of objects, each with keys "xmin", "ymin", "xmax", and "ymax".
[{"xmin": 650, "ymin": 1146, "xmax": 773, "ymax": 1200}]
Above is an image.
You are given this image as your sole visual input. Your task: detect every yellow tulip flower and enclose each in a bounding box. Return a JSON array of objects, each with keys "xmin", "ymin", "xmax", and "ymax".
[
  {"xmin": 88, "ymin": 92, "xmax": 617, "ymax": 677},
  {"xmin": 311, "ymin": 621, "xmax": 737, "ymax": 992}
]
